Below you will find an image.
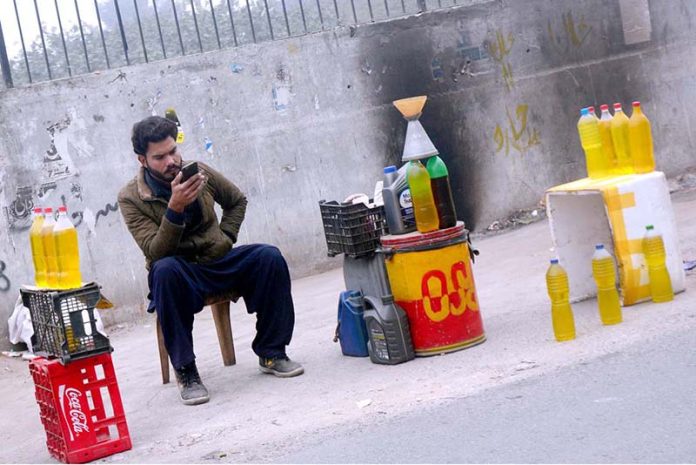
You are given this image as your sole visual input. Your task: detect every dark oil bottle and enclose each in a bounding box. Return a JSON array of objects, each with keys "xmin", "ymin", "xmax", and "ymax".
[{"xmin": 426, "ymin": 155, "xmax": 457, "ymax": 229}]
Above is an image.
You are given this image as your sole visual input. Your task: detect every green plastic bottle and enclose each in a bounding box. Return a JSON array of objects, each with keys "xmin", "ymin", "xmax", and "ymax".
[
  {"xmin": 406, "ymin": 160, "xmax": 439, "ymax": 233},
  {"xmin": 426, "ymin": 155, "xmax": 457, "ymax": 229}
]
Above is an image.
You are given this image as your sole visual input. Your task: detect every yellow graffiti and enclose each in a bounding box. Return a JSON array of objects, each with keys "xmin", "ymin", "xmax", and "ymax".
[
  {"xmin": 493, "ymin": 104, "xmax": 541, "ymax": 155},
  {"xmin": 487, "ymin": 29, "xmax": 515, "ymax": 91},
  {"xmin": 487, "ymin": 30, "xmax": 515, "ymax": 61},
  {"xmin": 548, "ymin": 11, "xmax": 592, "ymax": 52}
]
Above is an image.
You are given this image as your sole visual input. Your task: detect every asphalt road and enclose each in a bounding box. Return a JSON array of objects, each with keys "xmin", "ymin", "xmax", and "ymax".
[{"xmin": 276, "ymin": 327, "xmax": 696, "ymax": 463}]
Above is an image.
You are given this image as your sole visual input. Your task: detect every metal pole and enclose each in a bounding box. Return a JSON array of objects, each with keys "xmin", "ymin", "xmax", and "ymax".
[
  {"xmin": 367, "ymin": 0, "xmax": 374, "ymax": 21},
  {"xmin": 33, "ymin": 0, "xmax": 52, "ymax": 80},
  {"xmin": 281, "ymin": 0, "xmax": 291, "ymax": 36},
  {"xmin": 226, "ymin": 0, "xmax": 238, "ymax": 46},
  {"xmin": 316, "ymin": 0, "xmax": 324, "ymax": 30},
  {"xmin": 12, "ymin": 0, "xmax": 31, "ymax": 83},
  {"xmin": 189, "ymin": 0, "xmax": 202, "ymax": 53},
  {"xmin": 401, "ymin": 0, "xmax": 406, "ymax": 13},
  {"xmin": 94, "ymin": 0, "xmax": 110, "ymax": 68},
  {"xmin": 263, "ymin": 0, "xmax": 274, "ymax": 40},
  {"xmin": 171, "ymin": 0, "xmax": 185, "ymax": 54},
  {"xmin": 54, "ymin": 0, "xmax": 71, "ymax": 76},
  {"xmin": 350, "ymin": 0, "xmax": 357, "ymax": 24},
  {"xmin": 74, "ymin": 0, "xmax": 91, "ymax": 72},
  {"xmin": 0, "ymin": 20, "xmax": 14, "ymax": 88},
  {"xmin": 152, "ymin": 0, "xmax": 167, "ymax": 58},
  {"xmin": 209, "ymin": 0, "xmax": 221, "ymax": 49},
  {"xmin": 133, "ymin": 0, "xmax": 149, "ymax": 62},
  {"xmin": 298, "ymin": 0, "xmax": 307, "ymax": 33},
  {"xmin": 417, "ymin": 0, "xmax": 427, "ymax": 12},
  {"xmin": 333, "ymin": 0, "xmax": 339, "ymax": 21},
  {"xmin": 113, "ymin": 0, "xmax": 130, "ymax": 65},
  {"xmin": 245, "ymin": 0, "xmax": 256, "ymax": 43},
  {"xmin": 384, "ymin": 0, "xmax": 390, "ymax": 17}
]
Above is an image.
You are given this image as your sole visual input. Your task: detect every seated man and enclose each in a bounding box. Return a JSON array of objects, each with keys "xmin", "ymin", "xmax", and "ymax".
[{"xmin": 118, "ymin": 116, "xmax": 303, "ymax": 406}]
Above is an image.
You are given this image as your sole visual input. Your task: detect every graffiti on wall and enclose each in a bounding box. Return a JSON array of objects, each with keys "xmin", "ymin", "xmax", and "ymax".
[
  {"xmin": 486, "ymin": 29, "xmax": 515, "ymax": 91},
  {"xmin": 0, "ymin": 260, "xmax": 10, "ymax": 292},
  {"xmin": 548, "ymin": 11, "xmax": 592, "ymax": 54},
  {"xmin": 493, "ymin": 104, "xmax": 541, "ymax": 155}
]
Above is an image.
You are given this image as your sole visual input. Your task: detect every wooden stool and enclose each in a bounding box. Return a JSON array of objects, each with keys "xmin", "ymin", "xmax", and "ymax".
[{"xmin": 156, "ymin": 291, "xmax": 240, "ymax": 384}]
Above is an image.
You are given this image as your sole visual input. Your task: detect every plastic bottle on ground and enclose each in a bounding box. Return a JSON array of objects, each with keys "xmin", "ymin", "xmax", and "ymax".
[
  {"xmin": 591, "ymin": 244, "xmax": 622, "ymax": 325},
  {"xmin": 577, "ymin": 108, "xmax": 605, "ymax": 178},
  {"xmin": 54, "ymin": 206, "xmax": 82, "ymax": 289},
  {"xmin": 41, "ymin": 208, "xmax": 59, "ymax": 289},
  {"xmin": 29, "ymin": 208, "xmax": 48, "ymax": 288},
  {"xmin": 598, "ymin": 104, "xmax": 619, "ymax": 175},
  {"xmin": 628, "ymin": 101, "xmax": 655, "ymax": 174},
  {"xmin": 611, "ymin": 103, "xmax": 634, "ymax": 174},
  {"xmin": 426, "ymin": 155, "xmax": 457, "ymax": 229},
  {"xmin": 406, "ymin": 160, "xmax": 439, "ymax": 233},
  {"xmin": 545, "ymin": 258, "xmax": 576, "ymax": 342},
  {"xmin": 643, "ymin": 225, "xmax": 673, "ymax": 303}
]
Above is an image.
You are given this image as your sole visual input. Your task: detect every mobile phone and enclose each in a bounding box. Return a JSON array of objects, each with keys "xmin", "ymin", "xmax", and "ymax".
[{"xmin": 180, "ymin": 161, "xmax": 199, "ymax": 182}]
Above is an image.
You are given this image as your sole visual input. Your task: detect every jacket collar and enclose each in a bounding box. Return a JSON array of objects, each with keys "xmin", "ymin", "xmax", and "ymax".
[{"xmin": 135, "ymin": 166, "xmax": 166, "ymax": 203}]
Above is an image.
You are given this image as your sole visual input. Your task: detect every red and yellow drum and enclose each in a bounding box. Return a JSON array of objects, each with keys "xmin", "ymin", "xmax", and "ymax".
[{"xmin": 380, "ymin": 223, "xmax": 485, "ymax": 356}]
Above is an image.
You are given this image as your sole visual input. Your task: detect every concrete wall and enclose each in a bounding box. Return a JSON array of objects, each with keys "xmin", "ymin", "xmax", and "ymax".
[{"xmin": 2, "ymin": 0, "xmax": 696, "ymax": 347}]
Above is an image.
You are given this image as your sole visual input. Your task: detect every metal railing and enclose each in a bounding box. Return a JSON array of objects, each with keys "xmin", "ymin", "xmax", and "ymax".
[{"xmin": 0, "ymin": 0, "xmax": 464, "ymax": 88}]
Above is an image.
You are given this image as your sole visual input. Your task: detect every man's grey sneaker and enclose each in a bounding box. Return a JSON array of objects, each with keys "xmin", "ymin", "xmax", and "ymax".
[
  {"xmin": 259, "ymin": 356, "xmax": 304, "ymax": 378},
  {"xmin": 174, "ymin": 361, "xmax": 210, "ymax": 405}
]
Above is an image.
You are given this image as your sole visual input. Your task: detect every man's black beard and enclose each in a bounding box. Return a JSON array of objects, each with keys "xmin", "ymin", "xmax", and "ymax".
[{"xmin": 145, "ymin": 162, "xmax": 180, "ymax": 184}]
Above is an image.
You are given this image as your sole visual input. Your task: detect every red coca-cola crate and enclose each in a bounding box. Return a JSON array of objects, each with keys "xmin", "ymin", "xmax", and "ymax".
[{"xmin": 29, "ymin": 354, "xmax": 132, "ymax": 463}]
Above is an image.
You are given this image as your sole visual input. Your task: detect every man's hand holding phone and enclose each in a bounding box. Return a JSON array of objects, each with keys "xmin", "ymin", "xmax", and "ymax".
[{"xmin": 169, "ymin": 161, "xmax": 205, "ymax": 213}]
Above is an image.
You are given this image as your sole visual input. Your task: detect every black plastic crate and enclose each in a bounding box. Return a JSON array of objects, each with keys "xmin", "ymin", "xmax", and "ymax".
[
  {"xmin": 20, "ymin": 283, "xmax": 112, "ymax": 364},
  {"xmin": 318, "ymin": 200, "xmax": 387, "ymax": 258}
]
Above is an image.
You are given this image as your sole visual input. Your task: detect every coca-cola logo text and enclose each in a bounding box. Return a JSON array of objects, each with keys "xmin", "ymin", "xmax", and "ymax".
[{"xmin": 62, "ymin": 387, "xmax": 90, "ymax": 436}]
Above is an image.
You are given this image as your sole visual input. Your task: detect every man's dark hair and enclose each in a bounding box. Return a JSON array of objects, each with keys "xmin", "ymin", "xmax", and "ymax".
[{"xmin": 131, "ymin": 116, "xmax": 178, "ymax": 156}]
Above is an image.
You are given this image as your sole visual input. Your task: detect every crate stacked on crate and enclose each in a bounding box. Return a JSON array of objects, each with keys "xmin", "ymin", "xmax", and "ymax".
[
  {"xmin": 20, "ymin": 283, "xmax": 132, "ymax": 463},
  {"xmin": 318, "ymin": 200, "xmax": 388, "ymax": 257}
]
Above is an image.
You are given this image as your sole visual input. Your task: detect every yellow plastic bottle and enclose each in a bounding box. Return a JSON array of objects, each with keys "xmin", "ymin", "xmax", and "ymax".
[
  {"xmin": 406, "ymin": 159, "xmax": 439, "ymax": 233},
  {"xmin": 598, "ymin": 105, "xmax": 619, "ymax": 175},
  {"xmin": 41, "ymin": 207, "xmax": 59, "ymax": 289},
  {"xmin": 611, "ymin": 103, "xmax": 634, "ymax": 174},
  {"xmin": 643, "ymin": 225, "xmax": 673, "ymax": 303},
  {"xmin": 591, "ymin": 244, "xmax": 622, "ymax": 325},
  {"xmin": 29, "ymin": 208, "xmax": 48, "ymax": 288},
  {"xmin": 54, "ymin": 206, "xmax": 82, "ymax": 289},
  {"xmin": 628, "ymin": 101, "xmax": 655, "ymax": 174},
  {"xmin": 577, "ymin": 108, "xmax": 604, "ymax": 178},
  {"xmin": 546, "ymin": 258, "xmax": 576, "ymax": 342}
]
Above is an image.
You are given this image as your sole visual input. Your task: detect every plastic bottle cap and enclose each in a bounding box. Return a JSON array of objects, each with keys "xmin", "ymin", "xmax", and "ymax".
[
  {"xmin": 33, "ymin": 207, "xmax": 42, "ymax": 214},
  {"xmin": 632, "ymin": 101, "xmax": 640, "ymax": 107},
  {"xmin": 595, "ymin": 244, "xmax": 604, "ymax": 250},
  {"xmin": 58, "ymin": 206, "xmax": 67, "ymax": 213},
  {"xmin": 646, "ymin": 224, "xmax": 654, "ymax": 230},
  {"xmin": 383, "ymin": 165, "xmax": 397, "ymax": 174},
  {"xmin": 613, "ymin": 103, "xmax": 622, "ymax": 110},
  {"xmin": 44, "ymin": 207, "xmax": 53, "ymax": 213},
  {"xmin": 580, "ymin": 108, "xmax": 589, "ymax": 116},
  {"xmin": 550, "ymin": 258, "xmax": 559, "ymax": 264},
  {"xmin": 588, "ymin": 106, "xmax": 595, "ymax": 113},
  {"xmin": 600, "ymin": 104, "xmax": 609, "ymax": 111}
]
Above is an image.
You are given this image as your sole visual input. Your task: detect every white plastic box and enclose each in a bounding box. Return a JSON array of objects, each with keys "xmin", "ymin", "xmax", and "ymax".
[{"xmin": 546, "ymin": 171, "xmax": 685, "ymax": 305}]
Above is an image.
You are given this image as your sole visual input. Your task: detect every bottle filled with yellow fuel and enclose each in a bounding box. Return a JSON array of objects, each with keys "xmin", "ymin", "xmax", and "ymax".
[
  {"xmin": 591, "ymin": 244, "xmax": 622, "ymax": 325},
  {"xmin": 545, "ymin": 259, "xmax": 576, "ymax": 342},
  {"xmin": 29, "ymin": 208, "xmax": 48, "ymax": 288},
  {"xmin": 54, "ymin": 206, "xmax": 82, "ymax": 289},
  {"xmin": 643, "ymin": 225, "xmax": 673, "ymax": 303}
]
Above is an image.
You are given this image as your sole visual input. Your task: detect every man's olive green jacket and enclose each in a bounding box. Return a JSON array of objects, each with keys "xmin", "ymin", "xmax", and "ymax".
[{"xmin": 117, "ymin": 161, "xmax": 247, "ymax": 270}]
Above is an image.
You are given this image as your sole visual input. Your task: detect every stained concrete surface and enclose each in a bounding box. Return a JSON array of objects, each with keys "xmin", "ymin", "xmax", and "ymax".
[{"xmin": 1, "ymin": 188, "xmax": 695, "ymax": 463}]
